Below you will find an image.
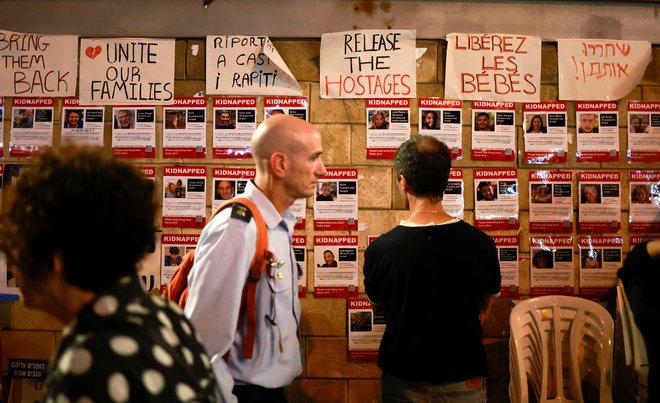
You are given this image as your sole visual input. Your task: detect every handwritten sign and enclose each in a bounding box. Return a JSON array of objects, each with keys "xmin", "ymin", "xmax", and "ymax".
[
  {"xmin": 320, "ymin": 29, "xmax": 416, "ymax": 99},
  {"xmin": 79, "ymin": 38, "xmax": 174, "ymax": 105},
  {"xmin": 558, "ymin": 39, "xmax": 651, "ymax": 100},
  {"xmin": 0, "ymin": 30, "xmax": 77, "ymax": 97},
  {"xmin": 206, "ymin": 36, "xmax": 300, "ymax": 96},
  {"xmin": 445, "ymin": 33, "xmax": 541, "ymax": 102}
]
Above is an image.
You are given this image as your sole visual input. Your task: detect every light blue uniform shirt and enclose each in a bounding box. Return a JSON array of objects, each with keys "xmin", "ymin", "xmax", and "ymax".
[{"xmin": 185, "ymin": 181, "xmax": 302, "ymax": 403}]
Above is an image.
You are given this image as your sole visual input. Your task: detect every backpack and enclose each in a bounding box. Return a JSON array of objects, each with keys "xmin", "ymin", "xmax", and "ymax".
[{"xmin": 163, "ymin": 197, "xmax": 273, "ymax": 359}]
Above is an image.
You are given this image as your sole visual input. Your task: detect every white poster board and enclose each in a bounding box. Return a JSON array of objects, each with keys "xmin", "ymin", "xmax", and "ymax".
[{"xmin": 320, "ymin": 30, "xmax": 416, "ymax": 98}]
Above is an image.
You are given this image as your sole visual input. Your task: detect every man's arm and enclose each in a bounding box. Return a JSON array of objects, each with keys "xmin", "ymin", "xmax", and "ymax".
[{"xmin": 184, "ymin": 212, "xmax": 254, "ymax": 403}]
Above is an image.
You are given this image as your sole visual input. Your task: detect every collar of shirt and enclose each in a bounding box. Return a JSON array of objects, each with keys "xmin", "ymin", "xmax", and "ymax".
[{"xmin": 243, "ymin": 180, "xmax": 296, "ymax": 236}]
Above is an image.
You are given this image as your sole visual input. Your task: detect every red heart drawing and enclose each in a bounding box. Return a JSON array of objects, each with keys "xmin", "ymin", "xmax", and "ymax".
[{"xmin": 85, "ymin": 46, "xmax": 102, "ymax": 59}]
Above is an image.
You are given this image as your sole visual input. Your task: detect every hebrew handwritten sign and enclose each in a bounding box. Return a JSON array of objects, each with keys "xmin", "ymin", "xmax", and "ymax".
[{"xmin": 558, "ymin": 39, "xmax": 651, "ymax": 100}]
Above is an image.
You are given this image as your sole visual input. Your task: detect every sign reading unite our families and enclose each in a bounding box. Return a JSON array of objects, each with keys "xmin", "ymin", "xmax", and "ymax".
[
  {"xmin": 79, "ymin": 38, "xmax": 175, "ymax": 105},
  {"xmin": 0, "ymin": 30, "xmax": 78, "ymax": 97}
]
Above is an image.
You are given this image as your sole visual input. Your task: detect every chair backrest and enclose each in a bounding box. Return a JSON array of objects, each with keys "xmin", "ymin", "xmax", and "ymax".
[
  {"xmin": 615, "ymin": 281, "xmax": 648, "ymax": 370},
  {"xmin": 509, "ymin": 295, "xmax": 614, "ymax": 403}
]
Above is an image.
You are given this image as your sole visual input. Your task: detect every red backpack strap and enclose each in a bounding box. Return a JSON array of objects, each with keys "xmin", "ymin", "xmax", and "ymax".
[{"xmin": 217, "ymin": 197, "xmax": 273, "ymax": 359}]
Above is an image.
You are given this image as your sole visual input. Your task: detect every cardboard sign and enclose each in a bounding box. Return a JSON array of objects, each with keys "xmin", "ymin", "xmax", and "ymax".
[
  {"xmin": 206, "ymin": 36, "xmax": 300, "ymax": 96},
  {"xmin": 558, "ymin": 39, "xmax": 651, "ymax": 100},
  {"xmin": 445, "ymin": 33, "xmax": 541, "ymax": 102},
  {"xmin": 320, "ymin": 30, "xmax": 416, "ymax": 98},
  {"xmin": 348, "ymin": 299, "xmax": 385, "ymax": 361},
  {"xmin": 162, "ymin": 166, "xmax": 207, "ymax": 228},
  {"xmin": 163, "ymin": 98, "xmax": 207, "ymax": 158},
  {"xmin": 418, "ymin": 98, "xmax": 463, "ymax": 159},
  {"xmin": 79, "ymin": 38, "xmax": 174, "ymax": 105},
  {"xmin": 293, "ymin": 236, "xmax": 307, "ymax": 298},
  {"xmin": 365, "ymin": 99, "xmax": 410, "ymax": 159},
  {"xmin": 474, "ymin": 168, "xmax": 519, "ymax": 230},
  {"xmin": 628, "ymin": 171, "xmax": 660, "ymax": 233},
  {"xmin": 0, "ymin": 30, "xmax": 78, "ymax": 97},
  {"xmin": 314, "ymin": 168, "xmax": 359, "ymax": 231},
  {"xmin": 161, "ymin": 234, "xmax": 199, "ymax": 288},
  {"xmin": 575, "ymin": 102, "xmax": 619, "ymax": 162},
  {"xmin": 578, "ymin": 171, "xmax": 621, "ymax": 234},
  {"xmin": 627, "ymin": 101, "xmax": 660, "ymax": 162},
  {"xmin": 529, "ymin": 171, "xmax": 574, "ymax": 233},
  {"xmin": 523, "ymin": 102, "xmax": 568, "ymax": 163},
  {"xmin": 493, "ymin": 236, "xmax": 520, "ymax": 298}
]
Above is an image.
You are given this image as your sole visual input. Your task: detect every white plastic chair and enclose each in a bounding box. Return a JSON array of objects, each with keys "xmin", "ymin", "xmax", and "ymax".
[
  {"xmin": 615, "ymin": 280, "xmax": 648, "ymax": 371},
  {"xmin": 509, "ymin": 295, "xmax": 614, "ymax": 403}
]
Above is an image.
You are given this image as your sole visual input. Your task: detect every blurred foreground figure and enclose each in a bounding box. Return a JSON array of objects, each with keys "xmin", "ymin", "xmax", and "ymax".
[{"xmin": 0, "ymin": 147, "xmax": 219, "ymax": 402}]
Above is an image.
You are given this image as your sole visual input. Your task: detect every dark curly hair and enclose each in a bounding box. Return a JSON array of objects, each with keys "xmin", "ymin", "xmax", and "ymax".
[
  {"xmin": 0, "ymin": 147, "xmax": 156, "ymax": 291},
  {"xmin": 394, "ymin": 135, "xmax": 451, "ymax": 200}
]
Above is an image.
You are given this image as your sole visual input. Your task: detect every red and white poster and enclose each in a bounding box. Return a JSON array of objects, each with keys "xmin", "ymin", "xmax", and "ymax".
[
  {"xmin": 529, "ymin": 171, "xmax": 574, "ymax": 233},
  {"xmin": 471, "ymin": 101, "xmax": 516, "ymax": 161},
  {"xmin": 138, "ymin": 166, "xmax": 155, "ymax": 181},
  {"xmin": 212, "ymin": 97, "xmax": 257, "ymax": 158},
  {"xmin": 493, "ymin": 236, "xmax": 519, "ymax": 298},
  {"xmin": 443, "ymin": 169, "xmax": 464, "ymax": 219},
  {"xmin": 163, "ymin": 97, "xmax": 207, "ymax": 158},
  {"xmin": 61, "ymin": 98, "xmax": 104, "ymax": 148},
  {"xmin": 10, "ymin": 97, "xmax": 54, "ymax": 157},
  {"xmin": 629, "ymin": 171, "xmax": 660, "ymax": 234},
  {"xmin": 160, "ymin": 234, "xmax": 199, "ymax": 290},
  {"xmin": 313, "ymin": 235, "xmax": 358, "ymax": 298},
  {"xmin": 578, "ymin": 236, "xmax": 622, "ymax": 298},
  {"xmin": 578, "ymin": 171, "xmax": 621, "ymax": 233},
  {"xmin": 523, "ymin": 102, "xmax": 568, "ymax": 163},
  {"xmin": 474, "ymin": 168, "xmax": 519, "ymax": 230},
  {"xmin": 162, "ymin": 166, "xmax": 207, "ymax": 228},
  {"xmin": 630, "ymin": 236, "xmax": 658, "ymax": 250},
  {"xmin": 0, "ymin": 98, "xmax": 4, "ymax": 158},
  {"xmin": 314, "ymin": 168, "xmax": 358, "ymax": 231},
  {"xmin": 366, "ymin": 99, "xmax": 410, "ymax": 159},
  {"xmin": 111, "ymin": 106, "xmax": 156, "ymax": 158},
  {"xmin": 348, "ymin": 298, "xmax": 385, "ymax": 361},
  {"xmin": 264, "ymin": 96, "xmax": 308, "ymax": 121},
  {"xmin": 290, "ymin": 197, "xmax": 307, "ymax": 230},
  {"xmin": 293, "ymin": 235, "xmax": 307, "ymax": 298},
  {"xmin": 627, "ymin": 101, "xmax": 660, "ymax": 162},
  {"xmin": 575, "ymin": 101, "xmax": 619, "ymax": 162},
  {"xmin": 211, "ymin": 167, "xmax": 255, "ymax": 211},
  {"xmin": 418, "ymin": 98, "xmax": 463, "ymax": 159},
  {"xmin": 530, "ymin": 235, "xmax": 575, "ymax": 297}
]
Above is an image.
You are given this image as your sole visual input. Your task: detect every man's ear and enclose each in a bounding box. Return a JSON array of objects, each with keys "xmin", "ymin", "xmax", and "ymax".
[
  {"xmin": 398, "ymin": 175, "xmax": 409, "ymax": 192},
  {"xmin": 270, "ymin": 152, "xmax": 287, "ymax": 178}
]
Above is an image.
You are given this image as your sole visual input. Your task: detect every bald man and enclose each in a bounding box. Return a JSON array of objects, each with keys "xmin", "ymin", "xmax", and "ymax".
[{"xmin": 185, "ymin": 115, "xmax": 327, "ymax": 403}]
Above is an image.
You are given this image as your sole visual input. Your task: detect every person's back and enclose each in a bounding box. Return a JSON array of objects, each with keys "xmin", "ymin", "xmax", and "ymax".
[{"xmin": 365, "ymin": 220, "xmax": 499, "ymax": 381}]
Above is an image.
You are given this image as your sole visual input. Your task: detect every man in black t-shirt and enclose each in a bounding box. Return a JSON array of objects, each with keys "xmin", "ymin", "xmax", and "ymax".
[{"xmin": 363, "ymin": 135, "xmax": 501, "ymax": 402}]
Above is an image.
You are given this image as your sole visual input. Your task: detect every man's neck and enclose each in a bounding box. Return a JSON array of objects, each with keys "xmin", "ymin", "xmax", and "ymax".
[{"xmin": 252, "ymin": 176, "xmax": 293, "ymax": 217}]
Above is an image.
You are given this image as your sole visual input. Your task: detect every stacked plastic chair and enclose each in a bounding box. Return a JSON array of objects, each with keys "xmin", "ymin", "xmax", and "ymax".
[{"xmin": 509, "ymin": 295, "xmax": 614, "ymax": 403}]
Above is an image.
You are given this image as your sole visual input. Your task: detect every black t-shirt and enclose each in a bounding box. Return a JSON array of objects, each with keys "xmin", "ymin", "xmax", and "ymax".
[{"xmin": 363, "ymin": 220, "xmax": 501, "ymax": 382}]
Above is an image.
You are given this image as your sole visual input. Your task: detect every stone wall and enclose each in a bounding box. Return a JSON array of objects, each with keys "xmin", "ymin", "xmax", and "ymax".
[{"xmin": 1, "ymin": 38, "xmax": 659, "ymax": 402}]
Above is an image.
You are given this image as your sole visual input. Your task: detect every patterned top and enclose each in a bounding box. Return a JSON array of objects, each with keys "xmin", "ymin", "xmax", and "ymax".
[{"xmin": 44, "ymin": 276, "xmax": 219, "ymax": 402}]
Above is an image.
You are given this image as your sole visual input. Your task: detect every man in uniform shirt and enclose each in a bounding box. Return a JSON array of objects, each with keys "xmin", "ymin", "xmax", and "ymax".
[
  {"xmin": 364, "ymin": 135, "xmax": 501, "ymax": 402},
  {"xmin": 185, "ymin": 115, "xmax": 327, "ymax": 402}
]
